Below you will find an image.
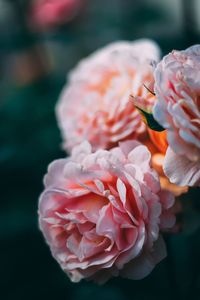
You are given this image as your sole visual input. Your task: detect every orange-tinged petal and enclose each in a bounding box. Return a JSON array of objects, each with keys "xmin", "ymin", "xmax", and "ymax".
[
  {"xmin": 148, "ymin": 129, "xmax": 168, "ymax": 154},
  {"xmin": 160, "ymin": 176, "xmax": 188, "ymax": 197}
]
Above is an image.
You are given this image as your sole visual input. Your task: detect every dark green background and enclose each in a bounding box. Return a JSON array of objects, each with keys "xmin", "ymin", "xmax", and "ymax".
[{"xmin": 1, "ymin": 1, "xmax": 200, "ymax": 299}]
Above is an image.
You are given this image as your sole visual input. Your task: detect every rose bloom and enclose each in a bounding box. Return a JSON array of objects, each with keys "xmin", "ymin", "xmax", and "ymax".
[
  {"xmin": 56, "ymin": 39, "xmax": 160, "ymax": 152},
  {"xmin": 31, "ymin": 0, "xmax": 82, "ymax": 29},
  {"xmin": 153, "ymin": 45, "xmax": 200, "ymax": 187},
  {"xmin": 39, "ymin": 140, "xmax": 175, "ymax": 283}
]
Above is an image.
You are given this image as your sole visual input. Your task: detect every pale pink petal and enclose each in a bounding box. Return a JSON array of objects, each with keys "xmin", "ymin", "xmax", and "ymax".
[
  {"xmin": 128, "ymin": 145, "xmax": 151, "ymax": 168},
  {"xmin": 164, "ymin": 147, "xmax": 200, "ymax": 186},
  {"xmin": 44, "ymin": 159, "xmax": 67, "ymax": 187}
]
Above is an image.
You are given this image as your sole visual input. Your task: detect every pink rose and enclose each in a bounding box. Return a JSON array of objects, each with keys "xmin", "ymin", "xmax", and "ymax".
[
  {"xmin": 31, "ymin": 0, "xmax": 82, "ymax": 29},
  {"xmin": 39, "ymin": 140, "xmax": 175, "ymax": 283},
  {"xmin": 153, "ymin": 45, "xmax": 200, "ymax": 186},
  {"xmin": 56, "ymin": 39, "xmax": 160, "ymax": 152}
]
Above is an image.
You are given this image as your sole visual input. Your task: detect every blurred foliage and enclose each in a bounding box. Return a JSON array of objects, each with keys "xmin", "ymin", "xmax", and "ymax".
[{"xmin": 0, "ymin": 0, "xmax": 200, "ymax": 299}]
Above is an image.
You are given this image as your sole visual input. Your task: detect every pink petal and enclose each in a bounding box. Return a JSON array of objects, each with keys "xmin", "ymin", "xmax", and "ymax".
[
  {"xmin": 164, "ymin": 147, "xmax": 200, "ymax": 186},
  {"xmin": 119, "ymin": 140, "xmax": 141, "ymax": 156},
  {"xmin": 44, "ymin": 159, "xmax": 67, "ymax": 187}
]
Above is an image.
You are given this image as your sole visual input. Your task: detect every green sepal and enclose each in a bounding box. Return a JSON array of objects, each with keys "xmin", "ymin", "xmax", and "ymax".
[{"xmin": 136, "ymin": 106, "xmax": 165, "ymax": 132}]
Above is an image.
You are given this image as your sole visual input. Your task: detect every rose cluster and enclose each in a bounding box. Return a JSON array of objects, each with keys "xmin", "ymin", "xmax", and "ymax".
[{"xmin": 39, "ymin": 39, "xmax": 200, "ymax": 283}]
